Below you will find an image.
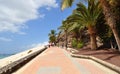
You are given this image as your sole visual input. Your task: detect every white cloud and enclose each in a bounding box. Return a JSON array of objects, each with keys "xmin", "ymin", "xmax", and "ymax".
[
  {"xmin": 39, "ymin": 14, "xmax": 45, "ymax": 18},
  {"xmin": 27, "ymin": 41, "xmax": 49, "ymax": 49},
  {"xmin": 0, "ymin": 37, "xmax": 12, "ymax": 42},
  {"xmin": 0, "ymin": 0, "xmax": 58, "ymax": 34},
  {"xmin": 46, "ymin": 7, "xmax": 51, "ymax": 10}
]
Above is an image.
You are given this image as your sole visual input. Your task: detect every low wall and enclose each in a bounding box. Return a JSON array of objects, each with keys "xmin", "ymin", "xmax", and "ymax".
[
  {"xmin": 0, "ymin": 46, "xmax": 47, "ymax": 74},
  {"xmin": 71, "ymin": 54, "xmax": 120, "ymax": 73}
]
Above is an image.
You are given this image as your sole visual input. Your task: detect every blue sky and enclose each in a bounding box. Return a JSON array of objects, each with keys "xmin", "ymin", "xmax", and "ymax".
[{"xmin": 0, "ymin": 0, "xmax": 76, "ymax": 54}]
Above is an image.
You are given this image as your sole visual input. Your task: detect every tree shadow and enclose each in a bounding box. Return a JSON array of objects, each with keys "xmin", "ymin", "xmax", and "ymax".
[
  {"xmin": 76, "ymin": 45, "xmax": 120, "ymax": 60},
  {"xmin": 81, "ymin": 50, "xmax": 120, "ymax": 61},
  {"xmin": 103, "ymin": 53, "xmax": 120, "ymax": 60}
]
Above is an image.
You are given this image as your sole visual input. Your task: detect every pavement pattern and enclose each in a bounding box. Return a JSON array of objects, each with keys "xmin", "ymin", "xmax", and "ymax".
[{"xmin": 13, "ymin": 47, "xmax": 118, "ymax": 74}]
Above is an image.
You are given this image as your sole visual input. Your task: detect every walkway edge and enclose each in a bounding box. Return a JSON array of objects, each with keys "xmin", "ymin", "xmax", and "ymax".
[{"xmin": 71, "ymin": 54, "xmax": 120, "ymax": 73}]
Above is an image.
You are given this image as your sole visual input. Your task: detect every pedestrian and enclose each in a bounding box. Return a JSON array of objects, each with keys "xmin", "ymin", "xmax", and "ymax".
[
  {"xmin": 48, "ymin": 43, "xmax": 50, "ymax": 48},
  {"xmin": 62, "ymin": 44, "xmax": 64, "ymax": 48}
]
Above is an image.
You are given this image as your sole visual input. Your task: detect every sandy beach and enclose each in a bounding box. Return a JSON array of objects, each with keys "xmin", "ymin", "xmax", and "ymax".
[{"xmin": 0, "ymin": 46, "xmax": 45, "ymax": 68}]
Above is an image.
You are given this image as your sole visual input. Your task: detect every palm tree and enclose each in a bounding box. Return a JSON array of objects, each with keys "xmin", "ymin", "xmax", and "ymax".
[
  {"xmin": 58, "ymin": 20, "xmax": 71, "ymax": 49},
  {"xmin": 65, "ymin": 0, "xmax": 102, "ymax": 50},
  {"xmin": 99, "ymin": 0, "xmax": 120, "ymax": 51},
  {"xmin": 56, "ymin": 31, "xmax": 62, "ymax": 46},
  {"xmin": 66, "ymin": 18, "xmax": 85, "ymax": 42},
  {"xmin": 61, "ymin": 0, "xmax": 120, "ymax": 51},
  {"xmin": 48, "ymin": 30, "xmax": 56, "ymax": 46}
]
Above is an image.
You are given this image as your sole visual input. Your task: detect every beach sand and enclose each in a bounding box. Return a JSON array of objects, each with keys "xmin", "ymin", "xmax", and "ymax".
[{"xmin": 0, "ymin": 46, "xmax": 45, "ymax": 68}]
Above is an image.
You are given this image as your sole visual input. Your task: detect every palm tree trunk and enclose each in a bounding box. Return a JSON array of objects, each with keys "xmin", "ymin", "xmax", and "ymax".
[
  {"xmin": 112, "ymin": 28, "xmax": 120, "ymax": 51},
  {"xmin": 110, "ymin": 40, "xmax": 114, "ymax": 49},
  {"xmin": 88, "ymin": 26, "xmax": 98, "ymax": 50},
  {"xmin": 65, "ymin": 31, "xmax": 68, "ymax": 49},
  {"xmin": 90, "ymin": 34, "xmax": 97, "ymax": 50},
  {"xmin": 99, "ymin": 0, "xmax": 120, "ymax": 51}
]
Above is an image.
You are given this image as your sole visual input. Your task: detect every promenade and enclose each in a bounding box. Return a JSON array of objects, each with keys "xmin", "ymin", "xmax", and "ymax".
[{"xmin": 13, "ymin": 47, "xmax": 117, "ymax": 74}]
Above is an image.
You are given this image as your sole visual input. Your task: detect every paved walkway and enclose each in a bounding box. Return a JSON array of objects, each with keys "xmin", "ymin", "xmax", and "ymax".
[{"xmin": 13, "ymin": 47, "xmax": 118, "ymax": 74}]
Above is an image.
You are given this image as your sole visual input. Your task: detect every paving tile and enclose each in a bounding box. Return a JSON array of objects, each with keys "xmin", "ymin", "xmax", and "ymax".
[{"xmin": 37, "ymin": 67, "xmax": 61, "ymax": 74}]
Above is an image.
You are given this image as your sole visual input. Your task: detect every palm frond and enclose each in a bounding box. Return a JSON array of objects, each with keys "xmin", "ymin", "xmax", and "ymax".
[
  {"xmin": 73, "ymin": 0, "xmax": 102, "ymax": 27},
  {"xmin": 61, "ymin": 0, "xmax": 74, "ymax": 10}
]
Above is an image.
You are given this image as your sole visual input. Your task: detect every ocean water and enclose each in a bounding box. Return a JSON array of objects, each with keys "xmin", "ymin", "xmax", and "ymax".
[{"xmin": 0, "ymin": 54, "xmax": 12, "ymax": 59}]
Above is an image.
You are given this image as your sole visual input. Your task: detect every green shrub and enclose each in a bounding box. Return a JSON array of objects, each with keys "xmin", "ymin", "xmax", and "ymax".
[
  {"xmin": 72, "ymin": 38, "xmax": 77, "ymax": 48},
  {"xmin": 72, "ymin": 38, "xmax": 84, "ymax": 49},
  {"xmin": 77, "ymin": 42, "xmax": 84, "ymax": 49}
]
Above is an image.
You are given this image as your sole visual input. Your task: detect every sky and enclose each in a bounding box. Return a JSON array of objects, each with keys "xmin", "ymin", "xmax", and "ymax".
[{"xmin": 0, "ymin": 0, "xmax": 76, "ymax": 54}]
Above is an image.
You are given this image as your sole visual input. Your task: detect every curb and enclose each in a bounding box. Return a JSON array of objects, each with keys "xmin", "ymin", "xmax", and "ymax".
[{"xmin": 71, "ymin": 54, "xmax": 120, "ymax": 73}]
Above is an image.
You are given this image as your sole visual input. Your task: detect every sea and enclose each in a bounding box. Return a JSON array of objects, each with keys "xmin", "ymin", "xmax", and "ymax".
[{"xmin": 0, "ymin": 54, "xmax": 12, "ymax": 59}]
